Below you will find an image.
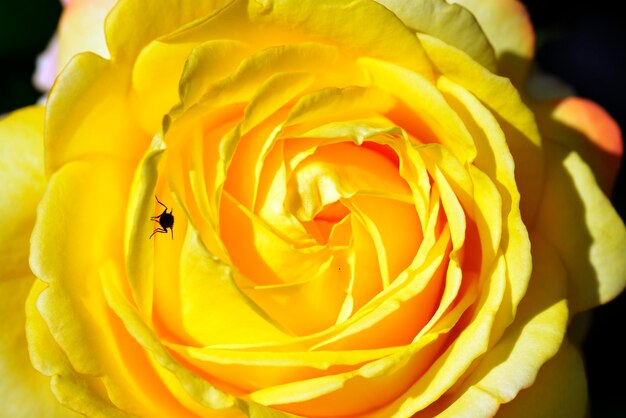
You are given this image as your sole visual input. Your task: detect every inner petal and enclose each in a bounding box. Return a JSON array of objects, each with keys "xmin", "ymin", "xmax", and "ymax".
[
  {"xmin": 219, "ymin": 191, "xmax": 331, "ymax": 286},
  {"xmin": 285, "ymin": 141, "xmax": 412, "ymax": 222},
  {"xmin": 303, "ymin": 200, "xmax": 351, "ymax": 245}
]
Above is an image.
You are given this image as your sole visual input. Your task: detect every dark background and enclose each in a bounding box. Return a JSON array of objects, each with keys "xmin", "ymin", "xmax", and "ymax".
[{"xmin": 0, "ymin": 1, "xmax": 624, "ymax": 416}]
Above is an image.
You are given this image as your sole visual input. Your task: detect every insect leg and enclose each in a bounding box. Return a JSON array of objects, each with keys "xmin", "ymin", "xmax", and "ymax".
[
  {"xmin": 155, "ymin": 195, "xmax": 167, "ymax": 209},
  {"xmin": 149, "ymin": 228, "xmax": 167, "ymax": 239}
]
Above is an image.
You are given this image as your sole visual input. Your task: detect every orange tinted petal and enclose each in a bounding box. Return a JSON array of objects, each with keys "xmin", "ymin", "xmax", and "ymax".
[{"xmin": 534, "ymin": 97, "xmax": 622, "ymax": 194}]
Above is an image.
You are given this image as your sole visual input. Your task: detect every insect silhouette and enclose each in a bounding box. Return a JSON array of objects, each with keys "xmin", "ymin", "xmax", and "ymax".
[{"xmin": 150, "ymin": 195, "xmax": 174, "ymax": 239}]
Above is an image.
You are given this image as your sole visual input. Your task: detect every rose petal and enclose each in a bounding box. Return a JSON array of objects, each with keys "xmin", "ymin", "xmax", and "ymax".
[
  {"xmin": 309, "ymin": 253, "xmax": 506, "ymax": 417},
  {"xmin": 104, "ymin": 0, "xmax": 228, "ymax": 64},
  {"xmin": 0, "ymin": 107, "xmax": 46, "ymax": 277},
  {"xmin": 397, "ymin": 232, "xmax": 568, "ymax": 417},
  {"xmin": 28, "ymin": 156, "xmax": 206, "ymax": 415},
  {"xmin": 124, "ymin": 134, "xmax": 166, "ymax": 316},
  {"xmin": 437, "ymin": 76, "xmax": 531, "ymax": 325},
  {"xmin": 178, "ymin": 43, "xmax": 357, "ymax": 121},
  {"xmin": 177, "ymin": 40, "xmax": 252, "ymax": 111},
  {"xmin": 26, "ymin": 281, "xmax": 132, "ymax": 418},
  {"xmin": 131, "ymin": 40, "xmax": 199, "ymax": 132},
  {"xmin": 375, "ymin": 0, "xmax": 497, "ymax": 72},
  {"xmin": 27, "ymin": 161, "xmax": 110, "ymax": 372},
  {"xmin": 450, "ymin": 0, "xmax": 535, "ymax": 85},
  {"xmin": 533, "ymin": 97, "xmax": 623, "ymax": 194},
  {"xmin": 497, "ymin": 340, "xmax": 587, "ymax": 418},
  {"xmin": 245, "ymin": 0, "xmax": 434, "ymax": 80},
  {"xmin": 226, "ymin": 72, "xmax": 317, "ymax": 208},
  {"xmin": 45, "ymin": 53, "xmax": 146, "ymax": 174},
  {"xmin": 0, "ymin": 277, "xmax": 78, "ymax": 418},
  {"xmin": 100, "ymin": 261, "xmax": 276, "ymax": 416},
  {"xmin": 0, "ymin": 106, "xmax": 79, "ymax": 417},
  {"xmin": 57, "ymin": 0, "xmax": 116, "ymax": 66},
  {"xmin": 170, "ymin": 342, "xmax": 398, "ymax": 388},
  {"xmin": 419, "ymin": 33, "xmax": 543, "ymax": 224},
  {"xmin": 534, "ymin": 141, "xmax": 626, "ymax": 314},
  {"xmin": 358, "ymin": 57, "xmax": 477, "ymax": 163},
  {"xmin": 179, "ymin": 226, "xmax": 293, "ymax": 345},
  {"xmin": 449, "ymin": 232, "xmax": 568, "ymax": 406}
]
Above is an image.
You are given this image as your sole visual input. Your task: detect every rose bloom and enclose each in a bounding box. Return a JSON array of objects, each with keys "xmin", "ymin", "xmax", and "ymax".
[{"xmin": 2, "ymin": 0, "xmax": 625, "ymax": 417}]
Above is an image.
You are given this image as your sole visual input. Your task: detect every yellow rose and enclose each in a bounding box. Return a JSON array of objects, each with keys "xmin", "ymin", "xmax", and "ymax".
[{"xmin": 2, "ymin": 0, "xmax": 625, "ymax": 417}]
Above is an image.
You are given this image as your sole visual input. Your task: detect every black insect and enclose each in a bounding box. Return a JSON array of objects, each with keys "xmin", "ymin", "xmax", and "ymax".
[{"xmin": 150, "ymin": 195, "xmax": 174, "ymax": 239}]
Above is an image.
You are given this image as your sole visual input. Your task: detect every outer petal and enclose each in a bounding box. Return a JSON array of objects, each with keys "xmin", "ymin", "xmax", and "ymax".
[
  {"xmin": 28, "ymin": 158, "xmax": 205, "ymax": 416},
  {"xmin": 0, "ymin": 107, "xmax": 78, "ymax": 417},
  {"xmin": 248, "ymin": 0, "xmax": 433, "ymax": 79},
  {"xmin": 418, "ymin": 33, "xmax": 543, "ymax": 224},
  {"xmin": 375, "ymin": 0, "xmax": 497, "ymax": 71},
  {"xmin": 446, "ymin": 233, "xmax": 568, "ymax": 407},
  {"xmin": 105, "ymin": 0, "xmax": 230, "ymax": 64},
  {"xmin": 0, "ymin": 107, "xmax": 46, "ymax": 278},
  {"xmin": 533, "ymin": 97, "xmax": 623, "ymax": 194},
  {"xmin": 56, "ymin": 0, "xmax": 117, "ymax": 67},
  {"xmin": 496, "ymin": 340, "xmax": 587, "ymax": 418},
  {"xmin": 450, "ymin": 0, "xmax": 535, "ymax": 85},
  {"xmin": 100, "ymin": 259, "xmax": 288, "ymax": 417},
  {"xmin": 1, "ymin": 279, "xmax": 80, "ymax": 418},
  {"xmin": 161, "ymin": 0, "xmax": 433, "ymax": 80},
  {"xmin": 26, "ymin": 281, "xmax": 133, "ymax": 418},
  {"xmin": 534, "ymin": 140, "xmax": 626, "ymax": 314},
  {"xmin": 45, "ymin": 52, "xmax": 146, "ymax": 174},
  {"xmin": 360, "ymin": 232, "xmax": 566, "ymax": 417}
]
